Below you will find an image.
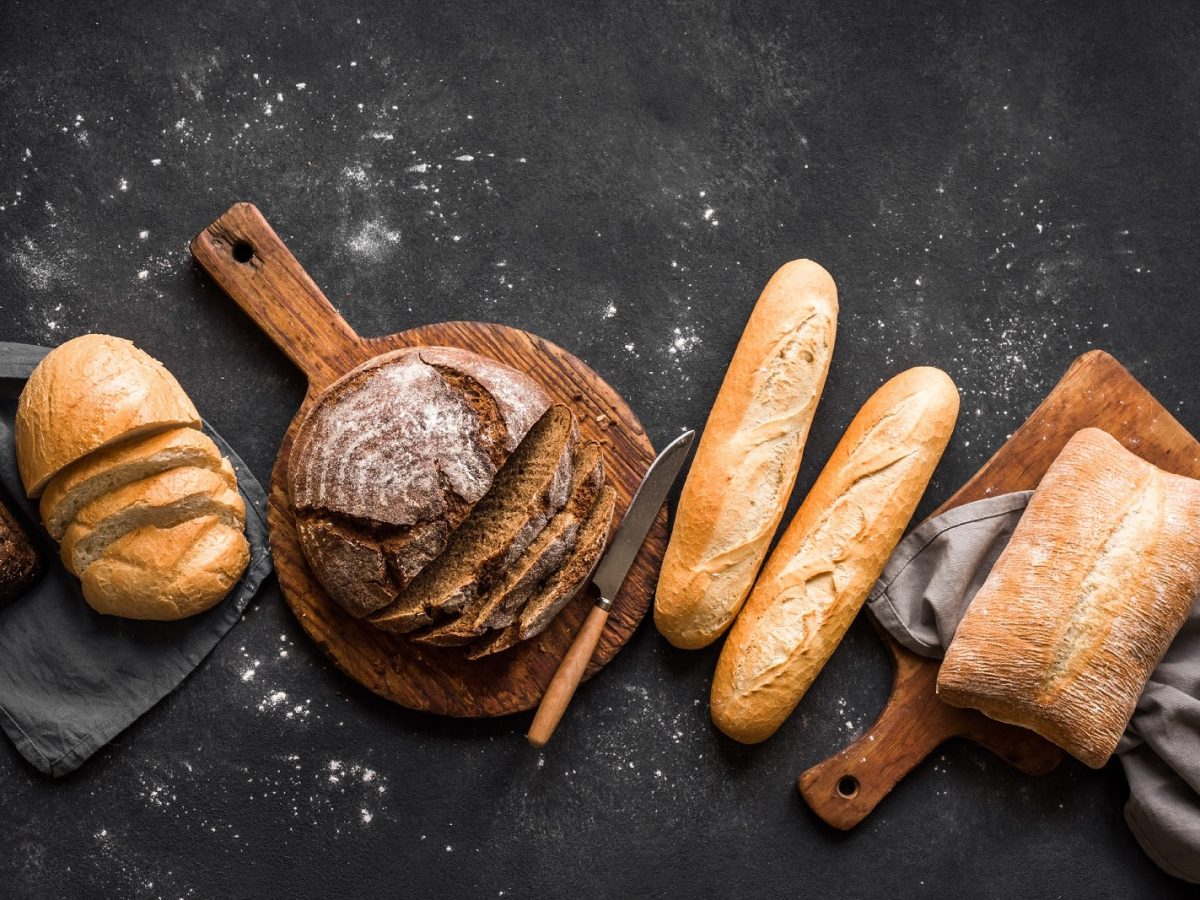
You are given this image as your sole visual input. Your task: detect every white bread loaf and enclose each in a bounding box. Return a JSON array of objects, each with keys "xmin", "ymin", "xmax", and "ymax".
[
  {"xmin": 937, "ymin": 428, "xmax": 1200, "ymax": 768},
  {"xmin": 15, "ymin": 335, "xmax": 201, "ymax": 497},
  {"xmin": 711, "ymin": 367, "xmax": 959, "ymax": 743},
  {"xmin": 654, "ymin": 260, "xmax": 838, "ymax": 649},
  {"xmin": 60, "ymin": 463, "xmax": 243, "ymax": 576},
  {"xmin": 80, "ymin": 516, "xmax": 250, "ymax": 620},
  {"xmin": 40, "ymin": 427, "xmax": 231, "ymax": 539},
  {"xmin": 16, "ymin": 335, "xmax": 250, "ymax": 619}
]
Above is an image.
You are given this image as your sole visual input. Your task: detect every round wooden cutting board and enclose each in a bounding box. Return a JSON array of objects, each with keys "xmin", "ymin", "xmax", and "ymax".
[{"xmin": 191, "ymin": 203, "xmax": 665, "ymax": 717}]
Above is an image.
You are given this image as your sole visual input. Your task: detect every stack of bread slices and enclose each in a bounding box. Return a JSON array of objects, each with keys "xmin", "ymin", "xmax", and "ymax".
[
  {"xmin": 287, "ymin": 347, "xmax": 615, "ymax": 658},
  {"xmin": 15, "ymin": 334, "xmax": 250, "ymax": 620}
]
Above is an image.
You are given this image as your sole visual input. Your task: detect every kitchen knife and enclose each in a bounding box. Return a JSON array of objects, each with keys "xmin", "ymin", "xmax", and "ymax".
[{"xmin": 527, "ymin": 429, "xmax": 696, "ymax": 748}]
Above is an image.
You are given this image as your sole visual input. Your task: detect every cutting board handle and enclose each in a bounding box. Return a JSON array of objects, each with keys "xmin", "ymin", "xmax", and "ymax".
[
  {"xmin": 798, "ymin": 631, "xmax": 1062, "ymax": 829},
  {"xmin": 190, "ymin": 202, "xmax": 370, "ymax": 393}
]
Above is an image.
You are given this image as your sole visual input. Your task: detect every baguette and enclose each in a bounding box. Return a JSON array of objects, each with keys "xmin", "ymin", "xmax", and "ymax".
[
  {"xmin": 937, "ymin": 428, "xmax": 1200, "ymax": 768},
  {"xmin": 711, "ymin": 367, "xmax": 959, "ymax": 743},
  {"xmin": 654, "ymin": 260, "xmax": 838, "ymax": 649}
]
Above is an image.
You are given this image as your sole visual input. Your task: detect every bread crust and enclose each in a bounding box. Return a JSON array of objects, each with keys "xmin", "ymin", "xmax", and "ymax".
[
  {"xmin": 936, "ymin": 428, "xmax": 1200, "ymax": 768},
  {"xmin": 711, "ymin": 367, "xmax": 959, "ymax": 743},
  {"xmin": 40, "ymin": 427, "xmax": 229, "ymax": 539},
  {"xmin": 60, "ymin": 464, "xmax": 244, "ymax": 576},
  {"xmin": 80, "ymin": 516, "xmax": 250, "ymax": 620},
  {"xmin": 15, "ymin": 335, "xmax": 201, "ymax": 497},
  {"xmin": 654, "ymin": 260, "xmax": 838, "ymax": 649},
  {"xmin": 288, "ymin": 347, "xmax": 551, "ymax": 617}
]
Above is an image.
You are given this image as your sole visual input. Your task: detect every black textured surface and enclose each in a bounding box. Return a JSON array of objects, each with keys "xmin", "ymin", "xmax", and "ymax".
[{"xmin": 0, "ymin": 0, "xmax": 1195, "ymax": 896}]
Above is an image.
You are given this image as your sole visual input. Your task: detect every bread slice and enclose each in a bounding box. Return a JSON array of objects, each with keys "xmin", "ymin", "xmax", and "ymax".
[
  {"xmin": 60, "ymin": 464, "xmax": 244, "ymax": 576},
  {"xmin": 369, "ymin": 405, "xmax": 577, "ymax": 633},
  {"xmin": 468, "ymin": 484, "xmax": 616, "ymax": 659},
  {"xmin": 413, "ymin": 442, "xmax": 605, "ymax": 646},
  {"xmin": 40, "ymin": 427, "xmax": 231, "ymax": 539},
  {"xmin": 16, "ymin": 334, "xmax": 201, "ymax": 497},
  {"xmin": 80, "ymin": 515, "xmax": 250, "ymax": 619}
]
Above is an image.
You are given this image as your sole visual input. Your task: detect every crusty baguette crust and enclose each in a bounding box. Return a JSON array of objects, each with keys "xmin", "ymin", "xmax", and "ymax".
[
  {"xmin": 15, "ymin": 335, "xmax": 201, "ymax": 497},
  {"xmin": 654, "ymin": 260, "xmax": 838, "ymax": 649},
  {"xmin": 80, "ymin": 516, "xmax": 250, "ymax": 620},
  {"xmin": 936, "ymin": 428, "xmax": 1200, "ymax": 768},
  {"xmin": 40, "ymin": 427, "xmax": 230, "ymax": 539},
  {"xmin": 711, "ymin": 367, "xmax": 959, "ymax": 743}
]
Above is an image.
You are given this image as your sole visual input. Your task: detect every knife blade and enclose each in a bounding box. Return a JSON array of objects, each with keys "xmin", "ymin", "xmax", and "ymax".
[
  {"xmin": 592, "ymin": 428, "xmax": 696, "ymax": 606},
  {"xmin": 527, "ymin": 429, "xmax": 695, "ymax": 747}
]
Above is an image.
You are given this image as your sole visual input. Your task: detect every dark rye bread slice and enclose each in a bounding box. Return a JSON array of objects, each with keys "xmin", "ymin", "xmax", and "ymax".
[
  {"xmin": 413, "ymin": 442, "xmax": 605, "ymax": 646},
  {"xmin": 468, "ymin": 484, "xmax": 617, "ymax": 659},
  {"xmin": 288, "ymin": 347, "xmax": 550, "ymax": 619},
  {"xmin": 368, "ymin": 405, "xmax": 578, "ymax": 633}
]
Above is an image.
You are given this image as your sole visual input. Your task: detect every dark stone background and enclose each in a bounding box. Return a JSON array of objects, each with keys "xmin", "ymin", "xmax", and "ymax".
[{"xmin": 1, "ymin": 0, "xmax": 1196, "ymax": 896}]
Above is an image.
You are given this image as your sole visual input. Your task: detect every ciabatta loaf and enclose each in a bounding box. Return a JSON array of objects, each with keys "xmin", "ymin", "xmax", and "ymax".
[
  {"xmin": 16, "ymin": 335, "xmax": 201, "ymax": 497},
  {"xmin": 937, "ymin": 428, "xmax": 1200, "ymax": 768},
  {"xmin": 654, "ymin": 260, "xmax": 838, "ymax": 649},
  {"xmin": 711, "ymin": 367, "xmax": 959, "ymax": 743}
]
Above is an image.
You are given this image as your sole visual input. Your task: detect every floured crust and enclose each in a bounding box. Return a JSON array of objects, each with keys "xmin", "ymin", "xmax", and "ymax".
[
  {"xmin": 937, "ymin": 428, "xmax": 1200, "ymax": 768},
  {"xmin": 654, "ymin": 260, "xmax": 838, "ymax": 650},
  {"xmin": 15, "ymin": 335, "xmax": 201, "ymax": 497},
  {"xmin": 369, "ymin": 405, "xmax": 578, "ymax": 632},
  {"xmin": 710, "ymin": 367, "xmax": 959, "ymax": 744},
  {"xmin": 287, "ymin": 347, "xmax": 551, "ymax": 618}
]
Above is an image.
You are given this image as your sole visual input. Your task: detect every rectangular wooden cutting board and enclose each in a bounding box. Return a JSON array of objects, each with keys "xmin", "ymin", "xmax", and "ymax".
[{"xmin": 799, "ymin": 349, "xmax": 1200, "ymax": 828}]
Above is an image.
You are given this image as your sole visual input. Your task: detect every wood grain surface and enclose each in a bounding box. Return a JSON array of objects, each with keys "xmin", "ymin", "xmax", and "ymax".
[
  {"xmin": 191, "ymin": 202, "xmax": 664, "ymax": 717},
  {"xmin": 799, "ymin": 349, "xmax": 1200, "ymax": 828}
]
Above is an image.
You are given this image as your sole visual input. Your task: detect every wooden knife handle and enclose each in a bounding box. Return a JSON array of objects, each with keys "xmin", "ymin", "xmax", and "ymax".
[
  {"xmin": 190, "ymin": 202, "xmax": 369, "ymax": 393},
  {"xmin": 528, "ymin": 605, "xmax": 610, "ymax": 748}
]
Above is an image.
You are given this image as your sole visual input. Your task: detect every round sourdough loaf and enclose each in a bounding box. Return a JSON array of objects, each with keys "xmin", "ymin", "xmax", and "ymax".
[
  {"xmin": 15, "ymin": 334, "xmax": 201, "ymax": 497},
  {"xmin": 287, "ymin": 346, "xmax": 551, "ymax": 619}
]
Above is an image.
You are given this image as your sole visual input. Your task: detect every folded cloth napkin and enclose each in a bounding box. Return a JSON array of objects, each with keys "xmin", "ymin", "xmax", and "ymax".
[
  {"xmin": 0, "ymin": 342, "xmax": 272, "ymax": 777},
  {"xmin": 868, "ymin": 491, "xmax": 1200, "ymax": 883}
]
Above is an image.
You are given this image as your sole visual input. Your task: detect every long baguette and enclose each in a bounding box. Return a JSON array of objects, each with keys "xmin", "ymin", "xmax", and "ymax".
[
  {"xmin": 654, "ymin": 260, "xmax": 838, "ymax": 649},
  {"xmin": 711, "ymin": 366, "xmax": 959, "ymax": 743}
]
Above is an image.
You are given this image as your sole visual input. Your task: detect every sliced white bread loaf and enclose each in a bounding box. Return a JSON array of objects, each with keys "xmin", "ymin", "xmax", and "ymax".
[
  {"xmin": 60, "ymin": 464, "xmax": 244, "ymax": 576},
  {"xmin": 40, "ymin": 427, "xmax": 232, "ymax": 539}
]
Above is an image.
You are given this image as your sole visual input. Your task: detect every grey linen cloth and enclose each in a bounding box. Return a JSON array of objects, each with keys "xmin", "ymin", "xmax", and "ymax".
[
  {"xmin": 868, "ymin": 491, "xmax": 1200, "ymax": 882},
  {"xmin": 0, "ymin": 342, "xmax": 272, "ymax": 777}
]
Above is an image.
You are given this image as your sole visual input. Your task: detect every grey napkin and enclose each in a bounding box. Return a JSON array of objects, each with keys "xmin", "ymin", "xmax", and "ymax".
[
  {"xmin": 868, "ymin": 491, "xmax": 1200, "ymax": 883},
  {"xmin": 0, "ymin": 342, "xmax": 272, "ymax": 777}
]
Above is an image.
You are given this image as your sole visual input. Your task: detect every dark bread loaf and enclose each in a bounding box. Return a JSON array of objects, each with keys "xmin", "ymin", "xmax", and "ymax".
[
  {"xmin": 469, "ymin": 484, "xmax": 616, "ymax": 659},
  {"xmin": 369, "ymin": 404, "xmax": 578, "ymax": 633},
  {"xmin": 0, "ymin": 498, "xmax": 41, "ymax": 606},
  {"xmin": 288, "ymin": 347, "xmax": 550, "ymax": 618},
  {"xmin": 413, "ymin": 441, "xmax": 605, "ymax": 646}
]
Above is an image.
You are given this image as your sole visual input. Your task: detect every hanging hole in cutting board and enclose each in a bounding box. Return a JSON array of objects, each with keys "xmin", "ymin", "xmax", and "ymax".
[
  {"xmin": 232, "ymin": 241, "xmax": 254, "ymax": 263},
  {"xmin": 836, "ymin": 775, "xmax": 859, "ymax": 799}
]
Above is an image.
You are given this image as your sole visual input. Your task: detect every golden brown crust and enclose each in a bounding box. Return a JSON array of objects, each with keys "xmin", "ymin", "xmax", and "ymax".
[
  {"xmin": 15, "ymin": 335, "xmax": 201, "ymax": 497},
  {"xmin": 936, "ymin": 428, "xmax": 1200, "ymax": 768},
  {"xmin": 39, "ymin": 427, "xmax": 229, "ymax": 539},
  {"xmin": 80, "ymin": 516, "xmax": 250, "ymax": 620},
  {"xmin": 60, "ymin": 465, "xmax": 244, "ymax": 576},
  {"xmin": 654, "ymin": 260, "xmax": 838, "ymax": 649},
  {"xmin": 711, "ymin": 367, "xmax": 959, "ymax": 744}
]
